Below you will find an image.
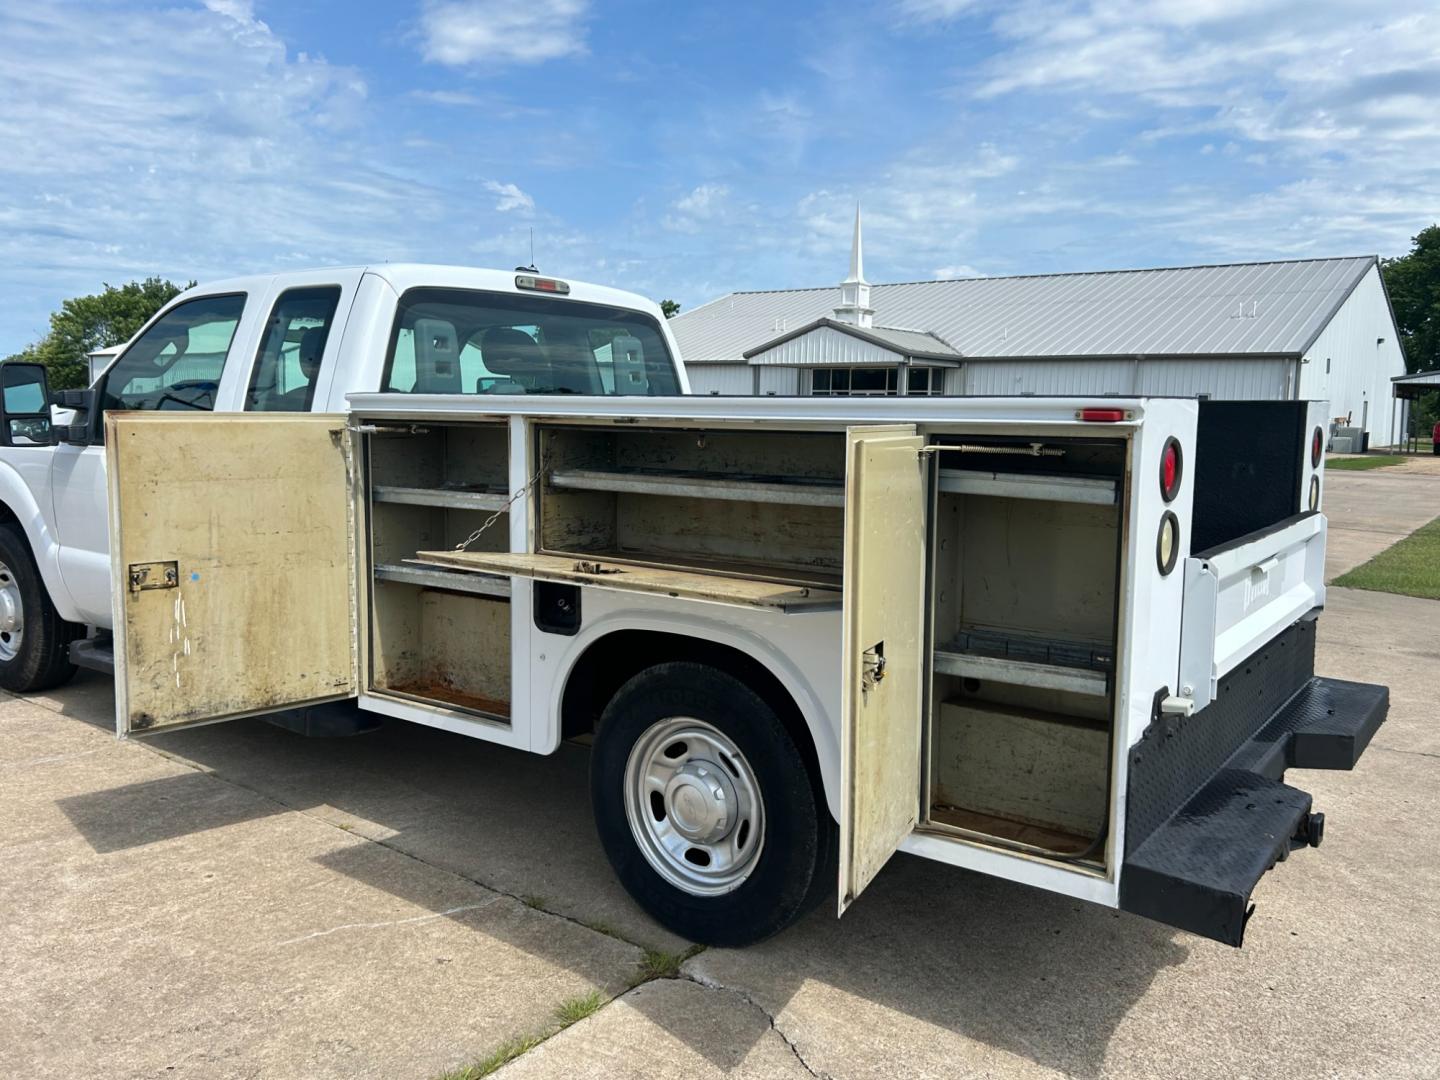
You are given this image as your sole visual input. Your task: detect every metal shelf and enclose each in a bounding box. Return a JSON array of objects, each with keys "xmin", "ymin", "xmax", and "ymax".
[
  {"xmin": 548, "ymin": 468, "xmax": 844, "ymax": 508},
  {"xmin": 371, "ymin": 485, "xmax": 511, "ymax": 512},
  {"xmin": 938, "ymin": 469, "xmax": 1117, "ymax": 506},
  {"xmin": 933, "ymin": 648, "xmax": 1109, "ymax": 697},
  {"xmin": 375, "ymin": 562, "xmax": 511, "ymax": 598}
]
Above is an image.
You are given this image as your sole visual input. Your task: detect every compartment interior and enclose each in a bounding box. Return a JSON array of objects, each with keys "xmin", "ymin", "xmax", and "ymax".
[
  {"xmin": 535, "ymin": 425, "xmax": 847, "ymax": 587},
  {"xmin": 365, "ymin": 422, "xmax": 513, "ymax": 719},
  {"xmin": 924, "ymin": 435, "xmax": 1125, "ymax": 866}
]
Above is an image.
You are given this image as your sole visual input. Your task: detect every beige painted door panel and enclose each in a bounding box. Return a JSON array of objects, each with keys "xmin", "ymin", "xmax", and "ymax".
[
  {"xmin": 107, "ymin": 413, "xmax": 357, "ymax": 735},
  {"xmin": 839, "ymin": 424, "xmax": 928, "ymax": 914}
]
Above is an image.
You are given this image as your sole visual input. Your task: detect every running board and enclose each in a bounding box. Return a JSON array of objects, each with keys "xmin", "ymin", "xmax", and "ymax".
[{"xmin": 69, "ymin": 636, "xmax": 115, "ymax": 675}]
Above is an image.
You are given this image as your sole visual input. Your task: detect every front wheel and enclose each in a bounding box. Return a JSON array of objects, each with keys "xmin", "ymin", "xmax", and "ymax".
[
  {"xmin": 590, "ymin": 661, "xmax": 835, "ymax": 946},
  {"xmin": 0, "ymin": 525, "xmax": 80, "ymax": 693}
]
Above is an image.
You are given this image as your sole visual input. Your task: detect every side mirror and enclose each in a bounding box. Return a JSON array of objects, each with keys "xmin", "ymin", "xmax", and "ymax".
[
  {"xmin": 54, "ymin": 388, "xmax": 98, "ymax": 445},
  {"xmin": 0, "ymin": 362, "xmax": 54, "ymax": 447}
]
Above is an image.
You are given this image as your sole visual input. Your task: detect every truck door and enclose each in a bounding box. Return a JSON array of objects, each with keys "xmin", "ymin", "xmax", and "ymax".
[
  {"xmin": 107, "ymin": 413, "xmax": 357, "ymax": 735},
  {"xmin": 838, "ymin": 424, "xmax": 928, "ymax": 913}
]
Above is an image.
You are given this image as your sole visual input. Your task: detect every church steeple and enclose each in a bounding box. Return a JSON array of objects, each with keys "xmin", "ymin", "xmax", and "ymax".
[{"xmin": 833, "ymin": 203, "xmax": 874, "ymax": 328}]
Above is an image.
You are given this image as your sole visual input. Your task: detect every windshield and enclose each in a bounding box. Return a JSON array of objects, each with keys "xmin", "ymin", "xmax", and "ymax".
[{"xmin": 382, "ymin": 287, "xmax": 681, "ymax": 397}]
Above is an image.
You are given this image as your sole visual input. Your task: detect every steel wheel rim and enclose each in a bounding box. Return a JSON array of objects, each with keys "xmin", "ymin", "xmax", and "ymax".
[
  {"xmin": 623, "ymin": 716, "xmax": 766, "ymax": 896},
  {"xmin": 0, "ymin": 559, "xmax": 22, "ymax": 663}
]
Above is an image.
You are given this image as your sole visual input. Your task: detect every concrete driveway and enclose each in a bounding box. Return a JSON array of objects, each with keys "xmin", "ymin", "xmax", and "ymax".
[{"xmin": 2, "ymin": 463, "xmax": 1438, "ymax": 1079}]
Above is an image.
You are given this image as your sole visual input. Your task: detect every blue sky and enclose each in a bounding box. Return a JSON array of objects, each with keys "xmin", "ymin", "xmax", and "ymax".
[{"xmin": 1, "ymin": 0, "xmax": 1436, "ymax": 352}]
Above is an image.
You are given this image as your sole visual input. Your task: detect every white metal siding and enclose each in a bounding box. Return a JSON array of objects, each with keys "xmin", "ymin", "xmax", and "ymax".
[
  {"xmin": 961, "ymin": 359, "xmax": 1135, "ymax": 396},
  {"xmin": 1135, "ymin": 358, "xmax": 1291, "ymax": 398},
  {"xmin": 757, "ymin": 367, "xmax": 800, "ymax": 396},
  {"xmin": 748, "ymin": 324, "xmax": 905, "ymax": 367},
  {"xmin": 685, "ymin": 364, "xmax": 754, "ymax": 396},
  {"xmin": 1298, "ymin": 265, "xmax": 1406, "ymax": 447}
]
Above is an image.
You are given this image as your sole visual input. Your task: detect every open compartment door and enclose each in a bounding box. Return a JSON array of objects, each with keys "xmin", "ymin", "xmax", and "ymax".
[
  {"xmin": 838, "ymin": 424, "xmax": 928, "ymax": 913},
  {"xmin": 107, "ymin": 413, "xmax": 358, "ymax": 735}
]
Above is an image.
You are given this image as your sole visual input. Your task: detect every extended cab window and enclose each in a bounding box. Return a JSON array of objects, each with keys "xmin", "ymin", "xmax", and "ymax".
[
  {"xmin": 382, "ymin": 288, "xmax": 680, "ymax": 396},
  {"xmin": 246, "ymin": 286, "xmax": 342, "ymax": 412},
  {"xmin": 101, "ymin": 294, "xmax": 246, "ymax": 412}
]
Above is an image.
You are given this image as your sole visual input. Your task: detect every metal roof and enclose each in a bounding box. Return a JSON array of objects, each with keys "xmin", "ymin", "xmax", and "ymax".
[
  {"xmin": 743, "ymin": 318, "xmax": 960, "ymax": 361},
  {"xmin": 672, "ymin": 256, "xmax": 1377, "ymax": 365},
  {"xmin": 1392, "ymin": 369, "xmax": 1440, "ymax": 385}
]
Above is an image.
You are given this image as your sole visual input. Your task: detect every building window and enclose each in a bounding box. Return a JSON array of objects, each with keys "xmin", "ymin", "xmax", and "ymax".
[
  {"xmin": 908, "ymin": 367, "xmax": 944, "ymax": 396},
  {"xmin": 811, "ymin": 366, "xmax": 946, "ymax": 397}
]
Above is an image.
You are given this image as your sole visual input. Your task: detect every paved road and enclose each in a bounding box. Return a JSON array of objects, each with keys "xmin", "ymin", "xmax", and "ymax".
[
  {"xmin": 2, "ymin": 464, "xmax": 1439, "ymax": 1079},
  {"xmin": 1323, "ymin": 453, "xmax": 1440, "ymax": 580}
]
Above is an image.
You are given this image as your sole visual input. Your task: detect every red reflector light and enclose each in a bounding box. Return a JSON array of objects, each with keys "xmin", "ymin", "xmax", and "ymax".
[
  {"xmin": 1160, "ymin": 436, "xmax": 1183, "ymax": 502},
  {"xmin": 1079, "ymin": 408, "xmax": 1127, "ymax": 422},
  {"xmin": 1311, "ymin": 427, "xmax": 1323, "ymax": 468},
  {"xmin": 515, "ymin": 274, "xmax": 571, "ymax": 295}
]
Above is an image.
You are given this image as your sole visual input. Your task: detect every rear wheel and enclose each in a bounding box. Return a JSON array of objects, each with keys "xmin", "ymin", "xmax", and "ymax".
[
  {"xmin": 590, "ymin": 661, "xmax": 835, "ymax": 946},
  {"xmin": 0, "ymin": 525, "xmax": 80, "ymax": 693}
]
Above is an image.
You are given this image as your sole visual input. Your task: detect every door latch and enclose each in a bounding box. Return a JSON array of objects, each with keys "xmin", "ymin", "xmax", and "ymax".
[
  {"xmin": 861, "ymin": 642, "xmax": 887, "ymax": 695},
  {"xmin": 128, "ymin": 561, "xmax": 178, "ymax": 593}
]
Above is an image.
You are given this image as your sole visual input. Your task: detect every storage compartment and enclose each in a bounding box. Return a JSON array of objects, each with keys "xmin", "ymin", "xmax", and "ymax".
[
  {"xmin": 365, "ymin": 422, "xmax": 513, "ymax": 718},
  {"xmin": 370, "ymin": 580, "xmax": 510, "ymax": 717},
  {"xmin": 923, "ymin": 436, "xmax": 1124, "ymax": 865},
  {"xmin": 534, "ymin": 425, "xmax": 846, "ymax": 586}
]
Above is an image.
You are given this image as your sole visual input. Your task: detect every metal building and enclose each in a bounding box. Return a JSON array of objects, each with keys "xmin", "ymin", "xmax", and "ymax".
[{"xmin": 671, "ymin": 209, "xmax": 1407, "ymax": 446}]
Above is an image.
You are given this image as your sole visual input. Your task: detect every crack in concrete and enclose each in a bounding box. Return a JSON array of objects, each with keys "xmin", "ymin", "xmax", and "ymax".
[
  {"xmin": 684, "ymin": 969, "xmax": 827, "ymax": 1079},
  {"xmin": 1370, "ymin": 743, "xmax": 1440, "ymax": 761},
  {"xmin": 275, "ymin": 900, "xmax": 501, "ymax": 946},
  {"xmin": 0, "ymin": 746, "xmax": 108, "ymax": 769}
]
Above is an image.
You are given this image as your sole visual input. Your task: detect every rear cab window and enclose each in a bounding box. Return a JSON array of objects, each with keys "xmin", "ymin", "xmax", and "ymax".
[
  {"xmin": 245, "ymin": 287, "xmax": 343, "ymax": 412},
  {"xmin": 382, "ymin": 288, "xmax": 681, "ymax": 397}
]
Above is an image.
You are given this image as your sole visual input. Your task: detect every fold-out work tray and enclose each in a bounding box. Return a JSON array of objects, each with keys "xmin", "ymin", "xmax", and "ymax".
[{"xmin": 411, "ymin": 550, "xmax": 842, "ymax": 613}]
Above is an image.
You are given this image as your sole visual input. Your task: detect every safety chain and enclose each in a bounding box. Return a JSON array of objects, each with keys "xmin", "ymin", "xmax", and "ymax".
[{"xmin": 454, "ymin": 464, "xmax": 544, "ymax": 551}]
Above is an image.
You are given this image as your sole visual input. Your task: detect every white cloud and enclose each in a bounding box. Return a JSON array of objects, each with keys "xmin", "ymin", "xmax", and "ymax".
[
  {"xmin": 934, "ymin": 264, "xmax": 983, "ymax": 279},
  {"xmin": 895, "ymin": 0, "xmax": 982, "ymax": 21},
  {"xmin": 484, "ymin": 181, "xmax": 535, "ymax": 213},
  {"xmin": 417, "ymin": 0, "xmax": 588, "ymax": 67},
  {"xmin": 675, "ymin": 184, "xmax": 729, "ymax": 216},
  {"xmin": 0, "ymin": 4, "xmax": 447, "ymax": 351}
]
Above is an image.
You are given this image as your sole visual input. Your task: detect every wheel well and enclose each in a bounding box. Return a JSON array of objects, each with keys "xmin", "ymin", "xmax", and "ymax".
[
  {"xmin": 560, "ymin": 630, "xmax": 825, "ymax": 791},
  {"xmin": 0, "ymin": 499, "xmax": 20, "ymax": 531}
]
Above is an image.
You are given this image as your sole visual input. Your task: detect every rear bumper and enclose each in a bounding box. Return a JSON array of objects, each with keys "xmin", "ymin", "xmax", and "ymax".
[{"xmin": 1119, "ymin": 619, "xmax": 1387, "ymax": 946}]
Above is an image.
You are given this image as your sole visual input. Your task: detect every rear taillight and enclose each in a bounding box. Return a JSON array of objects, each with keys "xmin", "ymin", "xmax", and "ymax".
[
  {"xmin": 1160, "ymin": 437, "xmax": 1183, "ymax": 502},
  {"xmin": 1157, "ymin": 511, "xmax": 1179, "ymax": 575},
  {"xmin": 1311, "ymin": 427, "xmax": 1323, "ymax": 468},
  {"xmin": 1077, "ymin": 408, "xmax": 1128, "ymax": 422},
  {"xmin": 1309, "ymin": 475, "xmax": 1321, "ymax": 511}
]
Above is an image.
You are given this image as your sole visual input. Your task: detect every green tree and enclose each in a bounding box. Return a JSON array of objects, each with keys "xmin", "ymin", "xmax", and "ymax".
[
  {"xmin": 1382, "ymin": 225, "xmax": 1440, "ymax": 375},
  {"xmin": 5, "ymin": 277, "xmax": 189, "ymax": 390},
  {"xmin": 659, "ymin": 299, "xmax": 681, "ymax": 319},
  {"xmin": 1382, "ymin": 226, "xmax": 1440, "ymax": 439}
]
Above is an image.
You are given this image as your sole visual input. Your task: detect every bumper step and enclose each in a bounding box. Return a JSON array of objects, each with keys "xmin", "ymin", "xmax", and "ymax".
[
  {"xmin": 1121, "ymin": 676, "xmax": 1388, "ymax": 946},
  {"xmin": 1231, "ymin": 676, "xmax": 1388, "ymax": 777},
  {"xmin": 1121, "ymin": 770, "xmax": 1315, "ymax": 946}
]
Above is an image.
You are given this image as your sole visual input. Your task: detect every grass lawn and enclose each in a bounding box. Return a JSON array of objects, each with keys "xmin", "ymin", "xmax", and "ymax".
[
  {"xmin": 1327, "ymin": 454, "xmax": 1406, "ymax": 471},
  {"xmin": 1334, "ymin": 515, "xmax": 1440, "ymax": 600}
]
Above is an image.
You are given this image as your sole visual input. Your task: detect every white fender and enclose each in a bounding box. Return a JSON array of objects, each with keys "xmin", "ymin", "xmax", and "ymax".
[
  {"xmin": 0, "ymin": 457, "xmax": 83, "ymax": 623},
  {"xmin": 544, "ymin": 604, "xmax": 843, "ymax": 821}
]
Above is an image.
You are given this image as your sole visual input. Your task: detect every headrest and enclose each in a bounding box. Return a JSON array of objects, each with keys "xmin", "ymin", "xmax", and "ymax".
[
  {"xmin": 298, "ymin": 326, "xmax": 327, "ymax": 367},
  {"xmin": 481, "ymin": 327, "xmax": 541, "ymax": 375}
]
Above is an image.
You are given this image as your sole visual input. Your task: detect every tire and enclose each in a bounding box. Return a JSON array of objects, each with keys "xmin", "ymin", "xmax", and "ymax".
[
  {"xmin": 590, "ymin": 661, "xmax": 836, "ymax": 946},
  {"xmin": 0, "ymin": 524, "xmax": 80, "ymax": 693}
]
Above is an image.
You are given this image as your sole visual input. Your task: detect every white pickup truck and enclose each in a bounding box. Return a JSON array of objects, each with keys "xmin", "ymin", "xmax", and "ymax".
[{"xmin": 0, "ymin": 264, "xmax": 1387, "ymax": 948}]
